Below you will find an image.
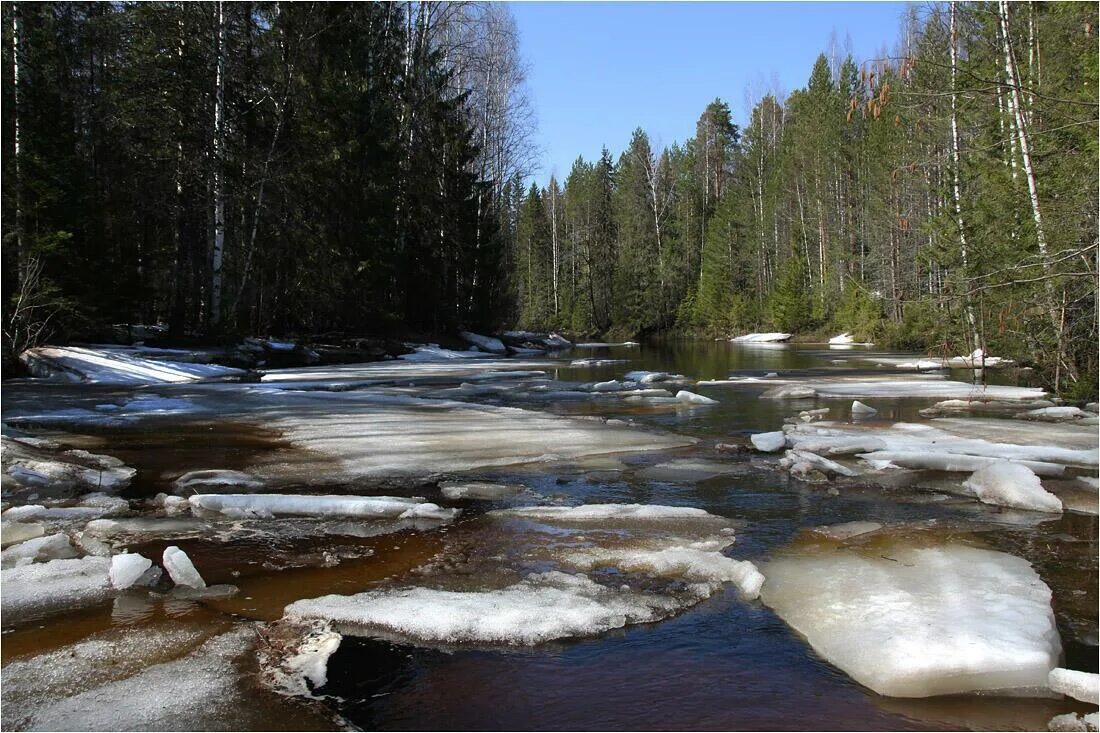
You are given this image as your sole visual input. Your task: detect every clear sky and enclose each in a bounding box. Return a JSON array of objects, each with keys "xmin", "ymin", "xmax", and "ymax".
[{"xmin": 509, "ymin": 1, "xmax": 909, "ymax": 183}]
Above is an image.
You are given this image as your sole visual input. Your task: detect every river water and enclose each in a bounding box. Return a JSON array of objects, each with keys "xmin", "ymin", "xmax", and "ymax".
[{"xmin": 2, "ymin": 340, "xmax": 1096, "ymax": 731}]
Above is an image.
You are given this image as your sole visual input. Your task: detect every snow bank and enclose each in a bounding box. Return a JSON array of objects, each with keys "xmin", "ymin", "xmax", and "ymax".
[
  {"xmin": 1, "ymin": 556, "xmax": 112, "ymax": 621},
  {"xmin": 189, "ymin": 493, "xmax": 458, "ymax": 521},
  {"xmin": 20, "ymin": 345, "xmax": 245, "ymax": 385},
  {"xmin": 963, "ymin": 462, "xmax": 1063, "ymax": 513},
  {"xmin": 285, "ymin": 571, "xmax": 687, "ymax": 646},
  {"xmin": 762, "ymin": 544, "xmax": 1060, "ymax": 697},
  {"xmin": 732, "ymin": 333, "xmax": 791, "ymax": 343},
  {"xmin": 1049, "ymin": 668, "xmax": 1099, "ymax": 705}
]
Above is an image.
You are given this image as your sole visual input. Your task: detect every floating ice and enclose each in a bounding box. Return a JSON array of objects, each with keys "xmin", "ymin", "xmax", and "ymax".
[
  {"xmin": 761, "ymin": 543, "xmax": 1060, "ymax": 697},
  {"xmin": 570, "ymin": 358, "xmax": 627, "ymax": 367},
  {"xmin": 0, "ymin": 532, "xmax": 77, "ymax": 568},
  {"xmin": 783, "ymin": 449, "xmax": 858, "ymax": 478},
  {"xmin": 732, "ymin": 333, "xmax": 791, "ymax": 343},
  {"xmin": 762, "ymin": 376, "xmax": 1047, "ymax": 402},
  {"xmin": 173, "ymin": 469, "xmax": 265, "ymax": 494},
  {"xmin": 851, "ymin": 400, "xmax": 878, "ymax": 417},
  {"xmin": 563, "ymin": 545, "xmax": 765, "ymax": 599},
  {"xmin": 109, "ymin": 552, "xmax": 154, "ymax": 590},
  {"xmin": 624, "ymin": 370, "xmax": 688, "ymax": 384},
  {"xmin": 1049, "ymin": 712, "xmax": 1100, "ymax": 732},
  {"xmin": 439, "ymin": 481, "xmax": 524, "ymax": 500},
  {"xmin": 1048, "ymin": 668, "xmax": 1099, "ymax": 704},
  {"xmin": 398, "ymin": 344, "xmax": 485, "ymax": 361},
  {"xmin": 0, "ymin": 521, "xmax": 45, "ymax": 549},
  {"xmin": 750, "ymin": 431, "xmax": 787, "ymax": 453},
  {"xmin": 491, "ymin": 504, "xmax": 726, "ymax": 525},
  {"xmin": 591, "ymin": 380, "xmax": 628, "ymax": 392},
  {"xmin": 1, "ymin": 556, "xmax": 112, "ymax": 621},
  {"xmin": 162, "ymin": 545, "xmax": 206, "ymax": 589},
  {"xmin": 806, "ymin": 521, "xmax": 883, "ymax": 541},
  {"xmin": 285, "ymin": 571, "xmax": 689, "ymax": 646},
  {"xmin": 829, "ymin": 333, "xmax": 854, "ymax": 345},
  {"xmin": 460, "ymin": 331, "xmax": 508, "ymax": 355},
  {"xmin": 963, "ymin": 462, "xmax": 1063, "ymax": 513},
  {"xmin": 20, "ymin": 345, "xmax": 245, "ymax": 385},
  {"xmin": 1016, "ymin": 406, "xmax": 1094, "ymax": 422},
  {"xmin": 84, "ymin": 517, "xmax": 213, "ymax": 543},
  {"xmin": 259, "ymin": 620, "xmax": 343, "ymax": 699},
  {"xmin": 189, "ymin": 493, "xmax": 458, "ymax": 521},
  {"xmin": 675, "ymin": 390, "xmax": 718, "ymax": 405},
  {"xmin": 637, "ymin": 459, "xmax": 743, "ymax": 482},
  {"xmin": 2, "ymin": 437, "xmax": 136, "ymax": 494},
  {"xmin": 859, "ymin": 450, "xmax": 1066, "ymax": 477},
  {"xmin": 575, "ymin": 342, "xmax": 638, "ymax": 348}
]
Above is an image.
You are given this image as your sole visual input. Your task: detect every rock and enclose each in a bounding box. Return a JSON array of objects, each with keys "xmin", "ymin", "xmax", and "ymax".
[
  {"xmin": 750, "ymin": 431, "xmax": 787, "ymax": 453},
  {"xmin": 162, "ymin": 546, "xmax": 206, "ymax": 589}
]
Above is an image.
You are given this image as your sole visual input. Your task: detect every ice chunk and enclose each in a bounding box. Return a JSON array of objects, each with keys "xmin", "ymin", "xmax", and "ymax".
[
  {"xmin": 84, "ymin": 517, "xmax": 213, "ymax": 543},
  {"xmin": 1, "ymin": 556, "xmax": 112, "ymax": 621},
  {"xmin": 109, "ymin": 552, "xmax": 153, "ymax": 590},
  {"xmin": 1048, "ymin": 668, "xmax": 1099, "ymax": 704},
  {"xmin": 963, "ymin": 462, "xmax": 1063, "ymax": 513},
  {"xmin": 732, "ymin": 333, "xmax": 791, "ymax": 343},
  {"xmin": 173, "ymin": 469, "xmax": 264, "ymax": 494},
  {"xmin": 761, "ymin": 544, "xmax": 1060, "ymax": 697},
  {"xmin": 806, "ymin": 521, "xmax": 883, "ymax": 541},
  {"xmin": 750, "ymin": 431, "xmax": 787, "ymax": 453},
  {"xmin": 460, "ymin": 331, "xmax": 508, "ymax": 355},
  {"xmin": 162, "ymin": 546, "xmax": 206, "ymax": 589},
  {"xmin": 286, "ymin": 571, "xmax": 689, "ymax": 646},
  {"xmin": 851, "ymin": 400, "xmax": 878, "ymax": 417},
  {"xmin": 189, "ymin": 493, "xmax": 458, "ymax": 521},
  {"xmin": 762, "ymin": 376, "xmax": 1047, "ymax": 402},
  {"xmin": 439, "ymin": 481, "xmax": 524, "ymax": 500},
  {"xmin": 624, "ymin": 370, "xmax": 688, "ymax": 384},
  {"xmin": 398, "ymin": 344, "xmax": 485, "ymax": 361},
  {"xmin": 591, "ymin": 380, "xmax": 627, "ymax": 392},
  {"xmin": 636, "ymin": 459, "xmax": 743, "ymax": 482},
  {"xmin": 0, "ymin": 532, "xmax": 77, "ymax": 568},
  {"xmin": 675, "ymin": 390, "xmax": 718, "ymax": 405},
  {"xmin": 829, "ymin": 333, "xmax": 854, "ymax": 345},
  {"xmin": 0, "ymin": 521, "xmax": 45, "ymax": 548},
  {"xmin": 570, "ymin": 358, "xmax": 627, "ymax": 367},
  {"xmin": 491, "ymin": 504, "xmax": 727, "ymax": 525}
]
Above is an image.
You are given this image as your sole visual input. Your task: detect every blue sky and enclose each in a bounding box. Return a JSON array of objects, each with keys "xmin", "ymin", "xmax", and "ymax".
[{"xmin": 509, "ymin": 2, "xmax": 909, "ymax": 183}]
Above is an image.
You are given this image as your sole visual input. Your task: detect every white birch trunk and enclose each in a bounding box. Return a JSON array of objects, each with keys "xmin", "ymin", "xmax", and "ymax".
[
  {"xmin": 210, "ymin": 1, "xmax": 227, "ymax": 327},
  {"xmin": 950, "ymin": 3, "xmax": 980, "ymax": 350}
]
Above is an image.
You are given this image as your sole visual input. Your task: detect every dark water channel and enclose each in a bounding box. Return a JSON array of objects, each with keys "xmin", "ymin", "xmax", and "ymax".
[{"xmin": 2, "ymin": 340, "xmax": 1096, "ymax": 731}]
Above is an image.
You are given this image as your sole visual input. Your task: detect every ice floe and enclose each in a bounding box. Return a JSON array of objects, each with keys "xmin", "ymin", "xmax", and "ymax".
[
  {"xmin": 2, "ymin": 436, "xmax": 136, "ymax": 495},
  {"xmin": 675, "ymin": 390, "xmax": 718, "ymax": 405},
  {"xmin": 829, "ymin": 333, "xmax": 855, "ymax": 345},
  {"xmin": 732, "ymin": 333, "xmax": 791, "ymax": 343},
  {"xmin": 173, "ymin": 469, "xmax": 265, "ymax": 494},
  {"xmin": 490, "ymin": 503, "xmax": 726, "ymax": 525},
  {"xmin": 398, "ymin": 344, "xmax": 486, "ymax": 361},
  {"xmin": 460, "ymin": 331, "xmax": 508, "ymax": 355},
  {"xmin": 963, "ymin": 462, "xmax": 1063, "ymax": 513},
  {"xmin": 763, "ymin": 376, "xmax": 1047, "ymax": 402},
  {"xmin": 1016, "ymin": 406, "xmax": 1097, "ymax": 422},
  {"xmin": 20, "ymin": 345, "xmax": 245, "ymax": 385},
  {"xmin": 189, "ymin": 493, "xmax": 459, "ymax": 521},
  {"xmin": 851, "ymin": 400, "xmax": 878, "ymax": 417},
  {"xmin": 562, "ymin": 545, "xmax": 764, "ymax": 599},
  {"xmin": 1, "ymin": 556, "xmax": 112, "ymax": 621},
  {"xmin": 286, "ymin": 571, "xmax": 696, "ymax": 646},
  {"xmin": 1, "ymin": 521, "xmax": 45, "ymax": 548},
  {"xmin": 762, "ymin": 543, "xmax": 1060, "ymax": 697}
]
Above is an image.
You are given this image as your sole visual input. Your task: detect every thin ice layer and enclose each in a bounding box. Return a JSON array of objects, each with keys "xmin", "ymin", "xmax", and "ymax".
[
  {"xmin": 285, "ymin": 571, "xmax": 686, "ymax": 646},
  {"xmin": 20, "ymin": 345, "xmax": 244, "ymax": 385},
  {"xmin": 761, "ymin": 544, "xmax": 1060, "ymax": 697},
  {"xmin": 562, "ymin": 545, "xmax": 765, "ymax": 599}
]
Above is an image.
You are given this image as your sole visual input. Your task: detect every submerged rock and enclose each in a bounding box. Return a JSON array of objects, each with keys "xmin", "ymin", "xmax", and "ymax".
[{"xmin": 761, "ymin": 543, "xmax": 1060, "ymax": 698}]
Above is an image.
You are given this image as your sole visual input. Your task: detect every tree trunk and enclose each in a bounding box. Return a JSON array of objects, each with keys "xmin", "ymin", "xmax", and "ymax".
[
  {"xmin": 210, "ymin": 0, "xmax": 227, "ymax": 329},
  {"xmin": 950, "ymin": 3, "xmax": 980, "ymax": 351}
]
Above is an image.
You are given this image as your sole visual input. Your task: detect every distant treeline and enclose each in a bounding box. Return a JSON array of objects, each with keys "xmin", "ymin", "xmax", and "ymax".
[
  {"xmin": 2, "ymin": 2, "xmax": 534, "ymax": 349},
  {"xmin": 508, "ymin": 2, "xmax": 1097, "ymax": 394}
]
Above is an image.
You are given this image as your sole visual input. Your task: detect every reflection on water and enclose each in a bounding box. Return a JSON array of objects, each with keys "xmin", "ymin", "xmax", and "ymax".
[{"xmin": 1, "ymin": 340, "xmax": 1095, "ymax": 731}]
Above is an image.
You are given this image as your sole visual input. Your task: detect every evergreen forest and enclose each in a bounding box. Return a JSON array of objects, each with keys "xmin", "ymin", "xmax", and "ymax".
[{"xmin": 3, "ymin": 2, "xmax": 1097, "ymax": 394}]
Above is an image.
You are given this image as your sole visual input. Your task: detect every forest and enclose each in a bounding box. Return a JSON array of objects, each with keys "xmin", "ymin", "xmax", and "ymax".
[{"xmin": 2, "ymin": 2, "xmax": 1097, "ymax": 394}]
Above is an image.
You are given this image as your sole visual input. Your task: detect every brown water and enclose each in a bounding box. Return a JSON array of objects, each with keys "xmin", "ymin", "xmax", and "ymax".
[{"xmin": 1, "ymin": 340, "xmax": 1096, "ymax": 731}]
